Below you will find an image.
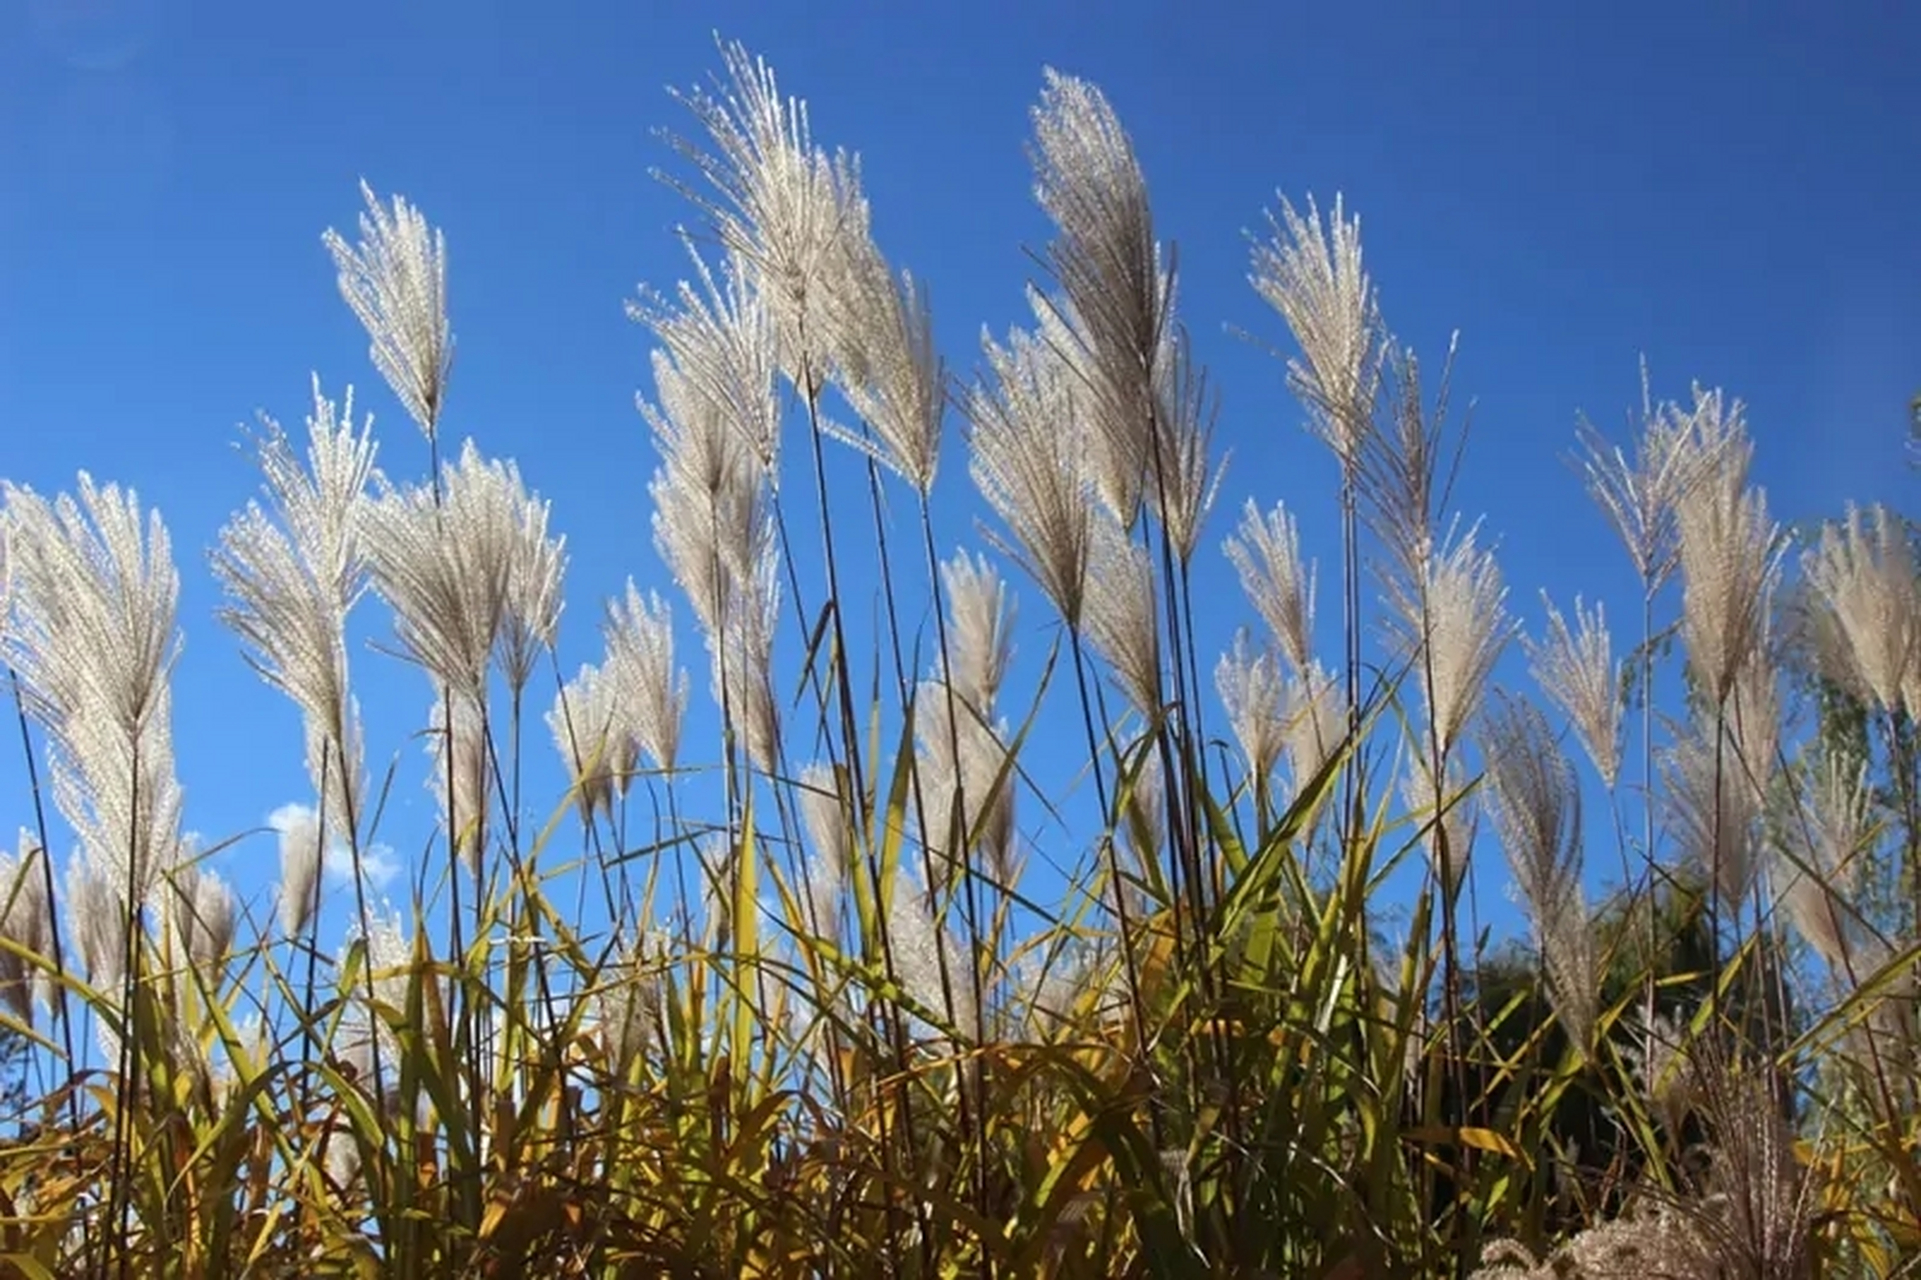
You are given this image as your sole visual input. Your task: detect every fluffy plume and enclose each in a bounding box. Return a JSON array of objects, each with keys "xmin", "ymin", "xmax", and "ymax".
[
  {"xmin": 666, "ymin": 39, "xmax": 867, "ymax": 383},
  {"xmin": 164, "ymin": 859, "xmax": 236, "ymax": 972},
  {"xmin": 1250, "ymin": 193, "xmax": 1379, "ymax": 468},
  {"xmin": 1671, "ymin": 388, "xmax": 1778, "ymax": 706},
  {"xmin": 604, "ymin": 582, "xmax": 688, "ymax": 774},
  {"xmin": 1482, "ymin": 695, "xmax": 1596, "ymax": 1048},
  {"xmin": 1389, "ymin": 519, "xmax": 1512, "ymax": 756},
  {"xmin": 1224, "ymin": 498, "xmax": 1315, "ymax": 676},
  {"xmin": 884, "ymin": 881, "xmax": 977, "ymax": 1042},
  {"xmin": 1215, "ymin": 631, "xmax": 1288, "ymax": 788},
  {"xmin": 338, "ymin": 912, "xmax": 424, "ymax": 1086},
  {"xmin": 495, "ymin": 471, "xmax": 566, "ymax": 695},
  {"xmin": 1664, "ymin": 715, "xmax": 1762, "ymax": 907},
  {"xmin": 0, "ymin": 840, "xmax": 52, "ymax": 1023},
  {"xmin": 214, "ymin": 379, "xmax": 375, "ymax": 841},
  {"xmin": 1527, "ymin": 594, "xmax": 1621, "ymax": 788},
  {"xmin": 596, "ymin": 933, "xmax": 666, "ymax": 1077},
  {"xmin": 1283, "ymin": 658, "xmax": 1346, "ymax": 800},
  {"xmin": 1403, "ymin": 750, "xmax": 1475, "ymax": 898},
  {"xmin": 1083, "ymin": 516, "xmax": 1162, "ymax": 719},
  {"xmin": 548, "ymin": 661, "xmax": 629, "ymax": 825},
  {"xmin": 1801, "ymin": 502, "xmax": 1917, "ymax": 716},
  {"xmin": 1775, "ymin": 759, "xmax": 1871, "ymax": 974},
  {"xmin": 798, "ymin": 762, "xmax": 849, "ymax": 938},
  {"xmin": 66, "ymin": 847, "xmax": 126, "ymax": 991},
  {"xmin": 632, "ymin": 247, "xmax": 782, "ymax": 477},
  {"xmin": 273, "ymin": 803, "xmax": 325, "ymax": 937},
  {"xmin": 821, "ymin": 231, "xmax": 944, "ymax": 492},
  {"xmin": 428, "ymin": 689, "xmax": 491, "ymax": 872},
  {"xmin": 364, "ymin": 440, "xmax": 522, "ymax": 700},
  {"xmin": 938, "ymin": 552, "xmax": 1014, "ymax": 713},
  {"xmin": 1575, "ymin": 370, "xmax": 1706, "ymax": 590},
  {"xmin": 3, "ymin": 476, "xmax": 185, "ymax": 900},
  {"xmin": 966, "ymin": 326, "xmax": 1094, "ymax": 627},
  {"xmin": 1028, "ymin": 70, "xmax": 1170, "ymax": 528},
  {"xmin": 323, "ymin": 183, "xmax": 452, "ymax": 439}
]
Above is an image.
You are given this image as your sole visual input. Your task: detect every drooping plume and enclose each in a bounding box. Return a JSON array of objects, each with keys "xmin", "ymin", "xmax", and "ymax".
[
  {"xmin": 1224, "ymin": 498, "xmax": 1316, "ymax": 677},
  {"xmin": 603, "ymin": 581, "xmax": 688, "ymax": 775},
  {"xmin": 666, "ymin": 39, "xmax": 868, "ymax": 385},
  {"xmin": 1801, "ymin": 502, "xmax": 1917, "ymax": 716},
  {"xmin": 1215, "ymin": 631, "xmax": 1288, "ymax": 788},
  {"xmin": 1527, "ymin": 594, "xmax": 1622, "ymax": 788},
  {"xmin": 428, "ymin": 688, "xmax": 491, "ymax": 873},
  {"xmin": 273, "ymin": 803, "xmax": 325, "ymax": 938},
  {"xmin": 1671, "ymin": 388, "xmax": 1778, "ymax": 707},
  {"xmin": 214, "ymin": 378, "xmax": 375, "ymax": 844},
  {"xmin": 1083, "ymin": 515, "xmax": 1162, "ymax": 720},
  {"xmin": 363, "ymin": 440, "xmax": 521, "ymax": 702},
  {"xmin": 820, "ymin": 230, "xmax": 944, "ymax": 493},
  {"xmin": 0, "ymin": 838, "xmax": 52, "ymax": 1023},
  {"xmin": 1775, "ymin": 759, "xmax": 1870, "ymax": 974},
  {"xmin": 323, "ymin": 183, "xmax": 453, "ymax": 440},
  {"xmin": 965, "ymin": 326, "xmax": 1094, "ymax": 628},
  {"xmin": 1482, "ymin": 695, "xmax": 1596, "ymax": 1048},
  {"xmin": 547, "ymin": 660, "xmax": 629, "ymax": 825},
  {"xmin": 1250, "ymin": 193, "xmax": 1379, "ymax": 468},
  {"xmin": 1388, "ymin": 519, "xmax": 1512, "ymax": 756},
  {"xmin": 3, "ymin": 476, "xmax": 185, "ymax": 901},
  {"xmin": 1575, "ymin": 370, "xmax": 1704, "ymax": 590}
]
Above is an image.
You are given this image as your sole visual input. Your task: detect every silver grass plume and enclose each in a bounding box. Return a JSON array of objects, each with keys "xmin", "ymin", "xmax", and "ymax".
[
  {"xmin": 820, "ymin": 227, "xmax": 944, "ymax": 492},
  {"xmin": 1671, "ymin": 388, "xmax": 1779, "ymax": 706},
  {"xmin": 885, "ymin": 880, "xmax": 978, "ymax": 1042},
  {"xmin": 66, "ymin": 847, "xmax": 127, "ymax": 992},
  {"xmin": 274, "ymin": 804, "xmax": 325, "ymax": 938},
  {"xmin": 1801, "ymin": 502, "xmax": 1917, "ymax": 716},
  {"xmin": 364, "ymin": 439, "xmax": 521, "ymax": 701},
  {"xmin": 604, "ymin": 581, "xmax": 688, "ymax": 775},
  {"xmin": 1357, "ymin": 340, "xmax": 1461, "ymax": 589},
  {"xmin": 631, "ymin": 246, "xmax": 782, "ymax": 478},
  {"xmin": 1664, "ymin": 715, "xmax": 1762, "ymax": 907},
  {"xmin": 1482, "ymin": 695, "xmax": 1596, "ymax": 1049},
  {"xmin": 1224, "ymin": 498, "xmax": 1316, "ymax": 676},
  {"xmin": 1388, "ymin": 518, "xmax": 1513, "ymax": 756},
  {"xmin": 1774, "ymin": 758, "xmax": 1871, "ymax": 974},
  {"xmin": 3, "ymin": 476, "xmax": 185, "ymax": 901},
  {"xmin": 1250, "ymin": 193, "xmax": 1379, "ymax": 469},
  {"xmin": 966, "ymin": 325, "xmax": 1094, "ymax": 627},
  {"xmin": 428, "ymin": 688, "xmax": 490, "ymax": 872},
  {"xmin": 323, "ymin": 182, "xmax": 452, "ymax": 439},
  {"xmin": 596, "ymin": 932, "xmax": 666, "ymax": 1077},
  {"xmin": 798, "ymin": 762, "xmax": 850, "ymax": 939},
  {"xmin": 1215, "ymin": 631, "xmax": 1287, "ymax": 787},
  {"xmin": 1527, "ymin": 594, "xmax": 1622, "ymax": 788},
  {"xmin": 547, "ymin": 660, "xmax": 629, "ymax": 824},
  {"xmin": 338, "ymin": 911, "xmax": 420, "ymax": 1086},
  {"xmin": 0, "ymin": 839, "xmax": 51, "ymax": 1023},
  {"xmin": 1283, "ymin": 658, "xmax": 1346, "ymax": 801},
  {"xmin": 939, "ymin": 552, "xmax": 1014, "ymax": 713},
  {"xmin": 667, "ymin": 39, "xmax": 868, "ymax": 385},
  {"xmin": 163, "ymin": 857, "xmax": 235, "ymax": 972},
  {"xmin": 1403, "ymin": 750, "xmax": 1475, "ymax": 897},
  {"xmin": 1028, "ymin": 70, "xmax": 1168, "ymax": 528},
  {"xmin": 916, "ymin": 552, "xmax": 1018, "ymax": 886},
  {"xmin": 214, "ymin": 378, "xmax": 374, "ymax": 843},
  {"xmin": 494, "ymin": 466, "xmax": 566, "ymax": 696},
  {"xmin": 1083, "ymin": 515, "xmax": 1162, "ymax": 720},
  {"xmin": 1575, "ymin": 371, "xmax": 1704, "ymax": 590}
]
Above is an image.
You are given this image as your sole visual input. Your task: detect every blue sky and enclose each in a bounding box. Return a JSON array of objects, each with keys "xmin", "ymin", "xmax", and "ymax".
[{"xmin": 1, "ymin": 1, "xmax": 1917, "ymax": 952}]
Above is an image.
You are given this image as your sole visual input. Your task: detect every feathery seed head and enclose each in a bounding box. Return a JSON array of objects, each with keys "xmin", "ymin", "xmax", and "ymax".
[
  {"xmin": 821, "ymin": 234, "xmax": 945, "ymax": 492},
  {"xmin": 1801, "ymin": 502, "xmax": 1917, "ymax": 716},
  {"xmin": 323, "ymin": 182, "xmax": 452, "ymax": 439},
  {"xmin": 604, "ymin": 581, "xmax": 688, "ymax": 774},
  {"xmin": 4, "ymin": 476, "xmax": 185, "ymax": 901},
  {"xmin": 1250, "ymin": 193, "xmax": 1379, "ymax": 467},
  {"xmin": 667, "ymin": 40, "xmax": 868, "ymax": 384},
  {"xmin": 273, "ymin": 803, "xmax": 325, "ymax": 938},
  {"xmin": 428, "ymin": 688, "xmax": 490, "ymax": 873},
  {"xmin": 1215, "ymin": 631, "xmax": 1288, "ymax": 786},
  {"xmin": 1083, "ymin": 515, "xmax": 1162, "ymax": 720},
  {"xmin": 547, "ymin": 660, "xmax": 629, "ymax": 825},
  {"xmin": 1224, "ymin": 498, "xmax": 1316, "ymax": 676},
  {"xmin": 217, "ymin": 381, "xmax": 376, "ymax": 839},
  {"xmin": 364, "ymin": 440, "xmax": 521, "ymax": 700},
  {"xmin": 1389, "ymin": 519, "xmax": 1512, "ymax": 755},
  {"xmin": 965, "ymin": 325, "xmax": 1095, "ymax": 627},
  {"xmin": 1482, "ymin": 694, "xmax": 1595, "ymax": 1047},
  {"xmin": 1283, "ymin": 658, "xmax": 1346, "ymax": 802},
  {"xmin": 1671, "ymin": 389, "xmax": 1779, "ymax": 706},
  {"xmin": 1403, "ymin": 750, "xmax": 1475, "ymax": 898},
  {"xmin": 1527, "ymin": 594, "xmax": 1622, "ymax": 788},
  {"xmin": 938, "ymin": 550, "xmax": 1015, "ymax": 715}
]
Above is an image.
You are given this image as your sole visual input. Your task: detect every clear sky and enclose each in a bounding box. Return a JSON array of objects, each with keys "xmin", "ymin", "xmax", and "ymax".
[{"xmin": 1, "ymin": 0, "xmax": 1916, "ymax": 948}]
